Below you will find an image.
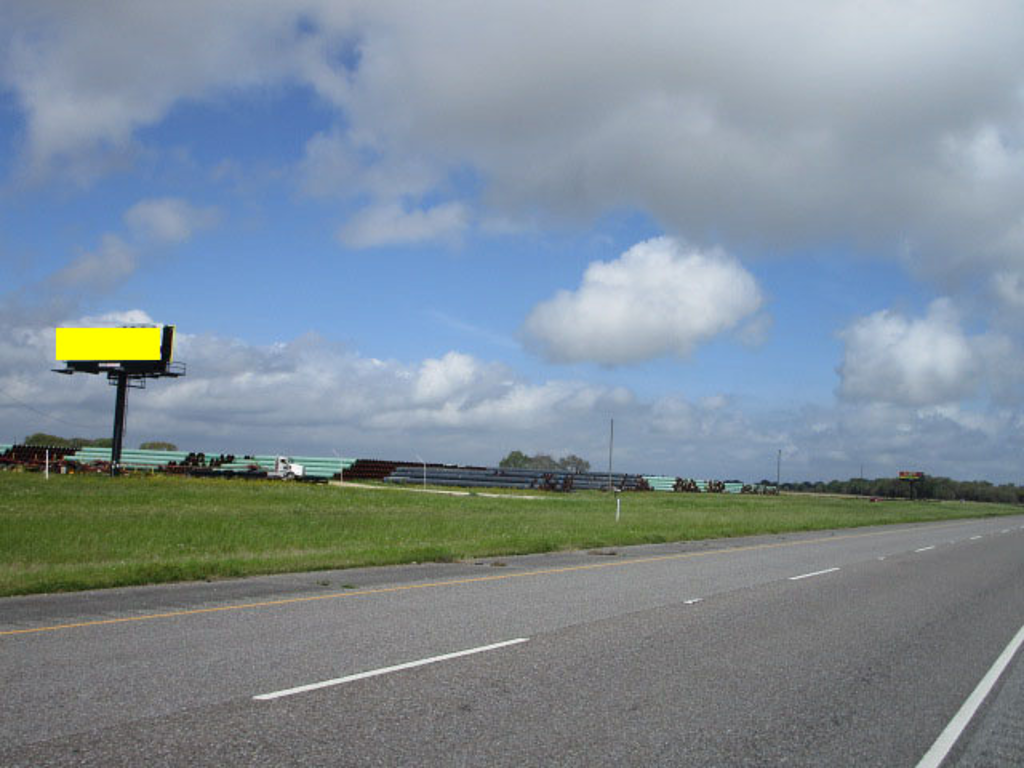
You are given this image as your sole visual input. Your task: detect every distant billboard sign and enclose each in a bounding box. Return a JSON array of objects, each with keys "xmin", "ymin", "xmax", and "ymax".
[
  {"xmin": 55, "ymin": 325, "xmax": 175, "ymax": 374},
  {"xmin": 899, "ymin": 471, "xmax": 924, "ymax": 481}
]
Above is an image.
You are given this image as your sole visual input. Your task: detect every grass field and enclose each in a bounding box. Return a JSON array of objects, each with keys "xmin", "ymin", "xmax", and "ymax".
[{"xmin": 1, "ymin": 472, "xmax": 1019, "ymax": 596}]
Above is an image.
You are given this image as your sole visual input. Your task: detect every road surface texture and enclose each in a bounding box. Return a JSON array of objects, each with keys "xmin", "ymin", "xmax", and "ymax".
[{"xmin": 2, "ymin": 515, "xmax": 1023, "ymax": 766}]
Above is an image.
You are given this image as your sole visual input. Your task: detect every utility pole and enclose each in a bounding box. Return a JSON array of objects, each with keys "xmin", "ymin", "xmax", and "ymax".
[
  {"xmin": 607, "ymin": 418, "xmax": 614, "ymax": 492},
  {"xmin": 776, "ymin": 449, "xmax": 781, "ymax": 488}
]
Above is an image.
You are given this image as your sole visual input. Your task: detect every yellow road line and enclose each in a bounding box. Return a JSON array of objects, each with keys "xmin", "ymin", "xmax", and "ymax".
[{"xmin": 0, "ymin": 521, "xmax": 979, "ymax": 637}]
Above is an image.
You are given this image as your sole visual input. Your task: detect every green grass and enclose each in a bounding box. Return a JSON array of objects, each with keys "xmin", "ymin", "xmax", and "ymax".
[{"xmin": 1, "ymin": 472, "xmax": 1019, "ymax": 596}]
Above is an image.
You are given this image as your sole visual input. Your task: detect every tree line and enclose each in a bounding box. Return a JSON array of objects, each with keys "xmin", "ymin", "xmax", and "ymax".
[
  {"xmin": 780, "ymin": 476, "xmax": 1024, "ymax": 505},
  {"xmin": 23, "ymin": 433, "xmax": 178, "ymax": 451},
  {"xmin": 499, "ymin": 450, "xmax": 591, "ymax": 474}
]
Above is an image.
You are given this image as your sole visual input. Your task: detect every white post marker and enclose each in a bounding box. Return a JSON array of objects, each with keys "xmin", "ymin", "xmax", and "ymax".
[
  {"xmin": 45, "ymin": 449, "xmax": 50, "ymax": 480},
  {"xmin": 615, "ymin": 494, "xmax": 621, "ymax": 522}
]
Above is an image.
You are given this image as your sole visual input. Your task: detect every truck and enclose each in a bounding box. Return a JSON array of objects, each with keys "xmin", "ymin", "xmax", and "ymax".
[{"xmin": 268, "ymin": 456, "xmax": 305, "ymax": 480}]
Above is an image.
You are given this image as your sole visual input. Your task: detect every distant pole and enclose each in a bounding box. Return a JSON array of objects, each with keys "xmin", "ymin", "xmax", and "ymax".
[
  {"xmin": 776, "ymin": 449, "xmax": 781, "ymax": 488},
  {"xmin": 608, "ymin": 418, "xmax": 615, "ymax": 492}
]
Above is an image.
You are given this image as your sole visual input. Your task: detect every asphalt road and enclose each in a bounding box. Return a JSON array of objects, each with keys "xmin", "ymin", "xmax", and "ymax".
[{"xmin": 2, "ymin": 515, "xmax": 1023, "ymax": 766}]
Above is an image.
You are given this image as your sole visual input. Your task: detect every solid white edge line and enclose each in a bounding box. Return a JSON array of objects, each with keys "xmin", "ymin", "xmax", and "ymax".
[
  {"xmin": 254, "ymin": 638, "xmax": 529, "ymax": 701},
  {"xmin": 788, "ymin": 567, "xmax": 840, "ymax": 581},
  {"xmin": 915, "ymin": 546, "xmax": 936, "ymax": 553},
  {"xmin": 916, "ymin": 622, "xmax": 1024, "ymax": 768}
]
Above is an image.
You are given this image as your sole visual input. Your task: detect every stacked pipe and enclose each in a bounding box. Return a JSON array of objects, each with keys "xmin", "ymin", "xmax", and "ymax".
[
  {"xmin": 0, "ymin": 444, "xmax": 75, "ymax": 470},
  {"xmin": 383, "ymin": 465, "xmax": 646, "ymax": 492}
]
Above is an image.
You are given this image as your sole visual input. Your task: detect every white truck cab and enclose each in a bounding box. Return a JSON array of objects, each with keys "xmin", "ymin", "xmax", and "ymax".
[{"xmin": 271, "ymin": 456, "xmax": 305, "ymax": 479}]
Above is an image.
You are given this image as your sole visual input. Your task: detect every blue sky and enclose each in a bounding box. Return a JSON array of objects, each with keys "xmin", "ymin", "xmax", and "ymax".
[{"xmin": 2, "ymin": 1, "xmax": 1023, "ymax": 482}]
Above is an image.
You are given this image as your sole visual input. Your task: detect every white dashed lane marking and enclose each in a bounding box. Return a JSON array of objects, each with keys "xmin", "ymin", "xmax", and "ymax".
[{"xmin": 789, "ymin": 567, "xmax": 840, "ymax": 581}]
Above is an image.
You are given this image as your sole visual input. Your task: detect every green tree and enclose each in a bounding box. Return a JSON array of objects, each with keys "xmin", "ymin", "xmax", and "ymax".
[
  {"xmin": 499, "ymin": 450, "xmax": 531, "ymax": 469},
  {"xmin": 139, "ymin": 441, "xmax": 178, "ymax": 451},
  {"xmin": 23, "ymin": 433, "xmax": 74, "ymax": 448},
  {"xmin": 23, "ymin": 433, "xmax": 112, "ymax": 449},
  {"xmin": 499, "ymin": 450, "xmax": 590, "ymax": 472},
  {"xmin": 528, "ymin": 454, "xmax": 560, "ymax": 470},
  {"xmin": 558, "ymin": 454, "xmax": 591, "ymax": 473}
]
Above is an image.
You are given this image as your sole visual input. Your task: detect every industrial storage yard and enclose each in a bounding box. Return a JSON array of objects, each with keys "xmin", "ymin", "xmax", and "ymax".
[{"xmin": 0, "ymin": 443, "xmax": 775, "ymax": 494}]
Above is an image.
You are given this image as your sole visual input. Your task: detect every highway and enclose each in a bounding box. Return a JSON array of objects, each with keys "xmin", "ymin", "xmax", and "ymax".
[{"xmin": 2, "ymin": 515, "xmax": 1023, "ymax": 766}]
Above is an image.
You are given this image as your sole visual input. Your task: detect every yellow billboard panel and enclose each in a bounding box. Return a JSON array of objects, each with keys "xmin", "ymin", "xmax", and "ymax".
[{"xmin": 56, "ymin": 327, "xmax": 165, "ymax": 362}]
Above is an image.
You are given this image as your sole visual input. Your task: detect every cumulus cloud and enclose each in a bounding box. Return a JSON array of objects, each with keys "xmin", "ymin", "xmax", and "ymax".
[
  {"xmin": 330, "ymin": 1, "xmax": 1024, "ymax": 294},
  {"xmin": 414, "ymin": 352, "xmax": 492, "ymax": 405},
  {"xmin": 0, "ymin": 308, "xmax": 170, "ymax": 440},
  {"xmin": 50, "ymin": 234, "xmax": 137, "ymax": 293},
  {"xmin": 2, "ymin": 2, "xmax": 340, "ymax": 180},
  {"xmin": 992, "ymin": 270, "xmax": 1024, "ymax": 313},
  {"xmin": 5, "ymin": 3, "xmax": 1024, "ymax": 482},
  {"xmin": 645, "ymin": 393, "xmax": 788, "ymax": 478},
  {"xmin": 43, "ymin": 197, "xmax": 218, "ymax": 296},
  {"xmin": 78, "ymin": 327, "xmax": 630, "ymax": 455},
  {"xmin": 337, "ymin": 201, "xmax": 468, "ymax": 248},
  {"xmin": 523, "ymin": 237, "xmax": 764, "ymax": 365},
  {"xmin": 2, "ymin": 307, "xmax": 1023, "ymax": 481},
  {"xmin": 780, "ymin": 400, "xmax": 1024, "ymax": 483},
  {"xmin": 837, "ymin": 299, "xmax": 1022, "ymax": 406},
  {"xmin": 4, "ymin": 1, "xmax": 1023, "ymax": 297},
  {"xmin": 124, "ymin": 198, "xmax": 219, "ymax": 244}
]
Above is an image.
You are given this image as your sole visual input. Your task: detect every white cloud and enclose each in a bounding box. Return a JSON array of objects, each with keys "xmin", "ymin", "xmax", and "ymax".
[
  {"xmin": 331, "ymin": 1, "xmax": 1024, "ymax": 286},
  {"xmin": 837, "ymin": 298, "xmax": 1022, "ymax": 406},
  {"xmin": 4, "ymin": 4, "xmax": 1024, "ymax": 482},
  {"xmin": 50, "ymin": 234, "xmax": 137, "ymax": 292},
  {"xmin": 993, "ymin": 270, "xmax": 1024, "ymax": 312},
  {"xmin": 298, "ymin": 131, "xmax": 360, "ymax": 198},
  {"xmin": 128, "ymin": 329, "xmax": 626, "ymax": 447},
  {"xmin": 783, "ymin": 400, "xmax": 1024, "ymax": 483},
  {"xmin": 4, "ymin": 1, "xmax": 1023, "ymax": 291},
  {"xmin": 414, "ymin": 352, "xmax": 488, "ymax": 405},
  {"xmin": 2, "ymin": 308, "xmax": 1022, "ymax": 482},
  {"xmin": 124, "ymin": 198, "xmax": 219, "ymax": 244},
  {"xmin": 75, "ymin": 309, "xmax": 158, "ymax": 327},
  {"xmin": 523, "ymin": 237, "xmax": 763, "ymax": 365},
  {"xmin": 2, "ymin": 3, "xmax": 329, "ymax": 180},
  {"xmin": 42, "ymin": 197, "xmax": 217, "ymax": 297},
  {"xmin": 337, "ymin": 201, "xmax": 468, "ymax": 247}
]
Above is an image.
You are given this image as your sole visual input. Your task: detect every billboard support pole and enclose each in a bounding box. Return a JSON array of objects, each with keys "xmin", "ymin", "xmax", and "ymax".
[
  {"xmin": 111, "ymin": 371, "xmax": 128, "ymax": 477},
  {"xmin": 53, "ymin": 325, "xmax": 184, "ymax": 478}
]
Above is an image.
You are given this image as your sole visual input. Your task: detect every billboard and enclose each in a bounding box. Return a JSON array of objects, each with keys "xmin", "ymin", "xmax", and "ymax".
[
  {"xmin": 898, "ymin": 471, "xmax": 924, "ymax": 481},
  {"xmin": 55, "ymin": 325, "xmax": 175, "ymax": 374}
]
